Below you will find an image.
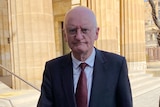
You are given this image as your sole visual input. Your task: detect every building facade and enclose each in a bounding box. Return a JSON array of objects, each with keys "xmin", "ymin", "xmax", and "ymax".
[
  {"xmin": 0, "ymin": 0, "xmax": 146, "ymax": 89},
  {"xmin": 145, "ymin": 0, "xmax": 160, "ymax": 61}
]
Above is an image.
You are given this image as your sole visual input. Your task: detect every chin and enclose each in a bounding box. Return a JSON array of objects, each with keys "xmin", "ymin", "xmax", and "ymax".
[{"xmin": 73, "ymin": 48, "xmax": 87, "ymax": 53}]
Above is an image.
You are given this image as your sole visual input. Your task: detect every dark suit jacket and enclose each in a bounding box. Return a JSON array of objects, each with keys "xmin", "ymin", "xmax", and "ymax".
[{"xmin": 37, "ymin": 49, "xmax": 133, "ymax": 107}]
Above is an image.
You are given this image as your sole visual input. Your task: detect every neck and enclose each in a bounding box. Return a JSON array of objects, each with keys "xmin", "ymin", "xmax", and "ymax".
[{"xmin": 72, "ymin": 48, "xmax": 93, "ymax": 61}]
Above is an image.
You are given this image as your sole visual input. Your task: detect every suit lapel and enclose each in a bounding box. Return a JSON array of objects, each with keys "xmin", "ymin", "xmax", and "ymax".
[
  {"xmin": 89, "ymin": 50, "xmax": 110, "ymax": 107},
  {"xmin": 61, "ymin": 54, "xmax": 77, "ymax": 107}
]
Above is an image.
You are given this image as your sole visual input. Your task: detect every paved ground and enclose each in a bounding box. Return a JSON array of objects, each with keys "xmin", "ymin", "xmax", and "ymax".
[{"xmin": 133, "ymin": 87, "xmax": 160, "ymax": 107}]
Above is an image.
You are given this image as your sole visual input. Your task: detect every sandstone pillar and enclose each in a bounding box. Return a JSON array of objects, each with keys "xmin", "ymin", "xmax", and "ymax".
[
  {"xmin": 9, "ymin": 0, "xmax": 56, "ymax": 89},
  {"xmin": 88, "ymin": 0, "xmax": 121, "ymax": 54},
  {"xmin": 120, "ymin": 0, "xmax": 146, "ymax": 71},
  {"xmin": 0, "ymin": 0, "xmax": 11, "ymax": 75}
]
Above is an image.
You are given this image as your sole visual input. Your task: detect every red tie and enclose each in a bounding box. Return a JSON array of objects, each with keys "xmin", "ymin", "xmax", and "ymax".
[{"xmin": 76, "ymin": 63, "xmax": 88, "ymax": 107}]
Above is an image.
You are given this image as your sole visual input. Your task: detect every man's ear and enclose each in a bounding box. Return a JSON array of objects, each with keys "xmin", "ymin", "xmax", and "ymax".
[{"xmin": 95, "ymin": 27, "xmax": 99, "ymax": 40}]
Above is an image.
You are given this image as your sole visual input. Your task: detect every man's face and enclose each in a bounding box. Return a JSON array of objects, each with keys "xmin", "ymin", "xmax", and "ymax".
[{"xmin": 64, "ymin": 13, "xmax": 99, "ymax": 56}]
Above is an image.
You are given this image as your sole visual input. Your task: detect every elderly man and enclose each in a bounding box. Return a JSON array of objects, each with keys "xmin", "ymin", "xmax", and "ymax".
[{"xmin": 37, "ymin": 6, "xmax": 133, "ymax": 107}]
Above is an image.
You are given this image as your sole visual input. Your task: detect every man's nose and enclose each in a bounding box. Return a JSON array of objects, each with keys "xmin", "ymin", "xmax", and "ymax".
[{"xmin": 75, "ymin": 29, "xmax": 83, "ymax": 40}]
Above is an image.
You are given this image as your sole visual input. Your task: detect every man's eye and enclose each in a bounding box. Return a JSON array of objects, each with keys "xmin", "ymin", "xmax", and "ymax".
[
  {"xmin": 68, "ymin": 29, "xmax": 77, "ymax": 34},
  {"xmin": 81, "ymin": 29, "xmax": 89, "ymax": 33}
]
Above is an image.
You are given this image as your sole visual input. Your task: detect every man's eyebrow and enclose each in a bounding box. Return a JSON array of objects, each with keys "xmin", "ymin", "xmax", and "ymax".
[{"xmin": 67, "ymin": 24, "xmax": 76, "ymax": 27}]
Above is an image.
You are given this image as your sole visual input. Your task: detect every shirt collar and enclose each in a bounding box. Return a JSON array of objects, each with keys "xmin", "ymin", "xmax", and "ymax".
[{"xmin": 72, "ymin": 48, "xmax": 96, "ymax": 69}]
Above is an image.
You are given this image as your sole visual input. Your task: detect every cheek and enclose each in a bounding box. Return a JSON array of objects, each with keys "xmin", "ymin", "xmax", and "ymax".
[
  {"xmin": 65, "ymin": 35, "xmax": 72, "ymax": 43},
  {"xmin": 67, "ymin": 38, "xmax": 73, "ymax": 46},
  {"xmin": 94, "ymin": 35, "xmax": 98, "ymax": 40},
  {"xmin": 63, "ymin": 33, "xmax": 68, "ymax": 42},
  {"xmin": 86, "ymin": 37, "xmax": 95, "ymax": 45},
  {"xmin": 89, "ymin": 34, "xmax": 97, "ymax": 43}
]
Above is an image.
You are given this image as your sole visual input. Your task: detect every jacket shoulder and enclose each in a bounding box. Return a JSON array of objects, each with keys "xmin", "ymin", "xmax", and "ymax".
[
  {"xmin": 46, "ymin": 53, "xmax": 71, "ymax": 67},
  {"xmin": 97, "ymin": 50, "xmax": 125, "ymax": 61}
]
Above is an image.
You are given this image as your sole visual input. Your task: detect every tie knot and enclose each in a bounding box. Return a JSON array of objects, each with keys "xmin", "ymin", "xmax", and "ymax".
[{"xmin": 80, "ymin": 63, "xmax": 87, "ymax": 71}]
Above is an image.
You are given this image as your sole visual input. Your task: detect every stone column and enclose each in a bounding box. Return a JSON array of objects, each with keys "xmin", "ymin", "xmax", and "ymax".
[
  {"xmin": 9, "ymin": 0, "xmax": 56, "ymax": 89},
  {"xmin": 0, "ymin": 0, "xmax": 11, "ymax": 75},
  {"xmin": 120, "ymin": 0, "xmax": 146, "ymax": 71},
  {"xmin": 87, "ymin": 0, "xmax": 121, "ymax": 53}
]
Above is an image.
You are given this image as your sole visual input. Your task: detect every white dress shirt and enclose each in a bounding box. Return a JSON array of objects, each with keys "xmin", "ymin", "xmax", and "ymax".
[{"xmin": 71, "ymin": 48, "xmax": 96, "ymax": 103}]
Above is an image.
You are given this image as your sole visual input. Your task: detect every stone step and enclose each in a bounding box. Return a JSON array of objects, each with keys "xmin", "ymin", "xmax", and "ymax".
[
  {"xmin": 0, "ymin": 81, "xmax": 12, "ymax": 94},
  {"xmin": 0, "ymin": 81, "xmax": 40, "ymax": 107},
  {"xmin": 130, "ymin": 75, "xmax": 153, "ymax": 85},
  {"xmin": 129, "ymin": 73, "xmax": 153, "ymax": 82},
  {"xmin": 146, "ymin": 68, "xmax": 160, "ymax": 77},
  {"xmin": 130, "ymin": 77, "xmax": 160, "ymax": 89},
  {"xmin": 129, "ymin": 70, "xmax": 153, "ymax": 84},
  {"xmin": 147, "ymin": 62, "xmax": 160, "ymax": 68},
  {"xmin": 129, "ymin": 70, "xmax": 151, "ymax": 78},
  {"xmin": 132, "ymin": 80, "xmax": 160, "ymax": 97},
  {"xmin": 7, "ymin": 90, "xmax": 40, "ymax": 107},
  {"xmin": 128, "ymin": 71, "xmax": 160, "ymax": 98},
  {"xmin": 129, "ymin": 70, "xmax": 153, "ymax": 78}
]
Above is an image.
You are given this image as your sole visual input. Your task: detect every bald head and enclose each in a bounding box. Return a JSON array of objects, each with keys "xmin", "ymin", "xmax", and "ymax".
[{"xmin": 64, "ymin": 6, "xmax": 98, "ymax": 30}]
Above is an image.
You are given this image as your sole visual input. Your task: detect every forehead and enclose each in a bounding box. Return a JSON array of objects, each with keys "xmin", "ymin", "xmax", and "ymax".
[
  {"xmin": 64, "ymin": 7, "xmax": 96, "ymax": 28},
  {"xmin": 66, "ymin": 13, "xmax": 93, "ymax": 27},
  {"xmin": 66, "ymin": 17, "xmax": 93, "ymax": 28}
]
